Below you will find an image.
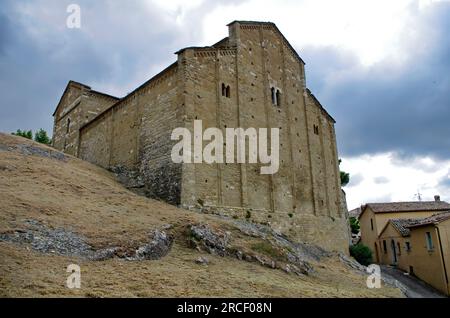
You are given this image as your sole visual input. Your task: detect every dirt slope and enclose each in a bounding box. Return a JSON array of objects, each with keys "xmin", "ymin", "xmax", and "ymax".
[{"xmin": 0, "ymin": 133, "xmax": 402, "ymax": 298}]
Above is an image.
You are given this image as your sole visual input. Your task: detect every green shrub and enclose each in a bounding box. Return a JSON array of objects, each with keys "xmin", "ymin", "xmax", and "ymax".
[
  {"xmin": 350, "ymin": 243, "xmax": 372, "ymax": 266},
  {"xmin": 349, "ymin": 217, "xmax": 360, "ymax": 234}
]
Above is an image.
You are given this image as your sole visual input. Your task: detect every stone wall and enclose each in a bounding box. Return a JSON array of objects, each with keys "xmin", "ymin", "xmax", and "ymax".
[
  {"xmin": 78, "ymin": 64, "xmax": 183, "ymax": 205},
  {"xmin": 136, "ymin": 64, "xmax": 182, "ymax": 205},
  {"xmin": 53, "ymin": 82, "xmax": 118, "ymax": 157}
]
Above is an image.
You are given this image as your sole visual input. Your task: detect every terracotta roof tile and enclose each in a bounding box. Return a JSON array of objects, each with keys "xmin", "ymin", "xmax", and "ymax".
[
  {"xmin": 390, "ymin": 219, "xmax": 423, "ymax": 237},
  {"xmin": 406, "ymin": 212, "xmax": 450, "ymax": 229},
  {"xmin": 365, "ymin": 201, "xmax": 450, "ymax": 213}
]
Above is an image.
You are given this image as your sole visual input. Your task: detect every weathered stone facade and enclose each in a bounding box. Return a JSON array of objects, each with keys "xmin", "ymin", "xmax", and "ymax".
[{"xmin": 52, "ymin": 21, "xmax": 349, "ymax": 252}]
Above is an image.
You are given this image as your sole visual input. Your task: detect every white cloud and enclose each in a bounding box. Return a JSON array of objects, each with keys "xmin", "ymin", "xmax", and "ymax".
[{"xmin": 200, "ymin": 0, "xmax": 441, "ymax": 66}]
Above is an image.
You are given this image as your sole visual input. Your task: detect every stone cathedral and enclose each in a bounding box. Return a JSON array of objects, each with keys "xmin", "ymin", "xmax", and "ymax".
[{"xmin": 52, "ymin": 21, "xmax": 350, "ymax": 252}]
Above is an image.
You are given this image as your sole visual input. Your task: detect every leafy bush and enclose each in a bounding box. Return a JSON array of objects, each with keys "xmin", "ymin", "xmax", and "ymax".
[{"xmin": 350, "ymin": 243, "xmax": 372, "ymax": 266}]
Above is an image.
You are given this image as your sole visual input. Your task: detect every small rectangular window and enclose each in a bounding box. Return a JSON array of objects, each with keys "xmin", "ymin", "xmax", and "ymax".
[
  {"xmin": 313, "ymin": 125, "xmax": 319, "ymax": 135},
  {"xmin": 426, "ymin": 232, "xmax": 434, "ymax": 251},
  {"xmin": 370, "ymin": 219, "xmax": 374, "ymax": 231},
  {"xmin": 383, "ymin": 240, "xmax": 387, "ymax": 254}
]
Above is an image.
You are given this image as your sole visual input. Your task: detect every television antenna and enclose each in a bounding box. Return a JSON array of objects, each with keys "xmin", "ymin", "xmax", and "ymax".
[{"xmin": 414, "ymin": 190, "xmax": 422, "ymax": 201}]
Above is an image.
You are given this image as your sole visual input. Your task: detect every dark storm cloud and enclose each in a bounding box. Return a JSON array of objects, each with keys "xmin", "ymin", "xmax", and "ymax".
[
  {"xmin": 0, "ymin": 12, "xmax": 13, "ymax": 55},
  {"xmin": 302, "ymin": 3, "xmax": 450, "ymax": 160},
  {"xmin": 0, "ymin": 0, "xmax": 240, "ymax": 135},
  {"xmin": 1, "ymin": 0, "xmax": 449, "ymax": 163}
]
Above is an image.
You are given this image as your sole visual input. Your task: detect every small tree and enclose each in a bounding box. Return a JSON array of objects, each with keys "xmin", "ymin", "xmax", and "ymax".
[
  {"xmin": 34, "ymin": 128, "xmax": 51, "ymax": 145},
  {"xmin": 349, "ymin": 217, "xmax": 360, "ymax": 234},
  {"xmin": 350, "ymin": 243, "xmax": 372, "ymax": 266},
  {"xmin": 12, "ymin": 129, "xmax": 33, "ymax": 140}
]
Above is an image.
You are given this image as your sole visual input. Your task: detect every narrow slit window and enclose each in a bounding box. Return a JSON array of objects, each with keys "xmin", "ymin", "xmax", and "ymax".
[
  {"xmin": 226, "ymin": 85, "xmax": 231, "ymax": 98},
  {"xmin": 222, "ymin": 83, "xmax": 226, "ymax": 97},
  {"xmin": 276, "ymin": 89, "xmax": 281, "ymax": 107},
  {"xmin": 313, "ymin": 125, "xmax": 319, "ymax": 135},
  {"xmin": 271, "ymin": 87, "xmax": 276, "ymax": 105},
  {"xmin": 67, "ymin": 118, "xmax": 71, "ymax": 134}
]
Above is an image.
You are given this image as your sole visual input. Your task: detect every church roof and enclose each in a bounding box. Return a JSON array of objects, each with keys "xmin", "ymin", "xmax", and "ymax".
[{"xmin": 52, "ymin": 81, "xmax": 119, "ymax": 116}]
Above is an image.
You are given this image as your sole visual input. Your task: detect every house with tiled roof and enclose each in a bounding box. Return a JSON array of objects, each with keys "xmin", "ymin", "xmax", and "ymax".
[
  {"xmin": 358, "ymin": 196, "xmax": 450, "ymax": 265},
  {"xmin": 378, "ymin": 212, "xmax": 450, "ymax": 296}
]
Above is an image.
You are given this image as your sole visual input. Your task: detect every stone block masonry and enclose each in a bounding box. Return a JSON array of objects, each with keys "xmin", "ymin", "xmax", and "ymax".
[{"xmin": 52, "ymin": 21, "xmax": 350, "ymax": 253}]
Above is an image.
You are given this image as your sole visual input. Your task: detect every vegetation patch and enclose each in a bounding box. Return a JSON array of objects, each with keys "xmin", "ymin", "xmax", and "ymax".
[{"xmin": 251, "ymin": 241, "xmax": 285, "ymax": 261}]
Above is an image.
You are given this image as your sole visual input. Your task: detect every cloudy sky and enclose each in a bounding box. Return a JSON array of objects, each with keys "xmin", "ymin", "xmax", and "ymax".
[{"xmin": 0, "ymin": 0, "xmax": 449, "ymax": 209}]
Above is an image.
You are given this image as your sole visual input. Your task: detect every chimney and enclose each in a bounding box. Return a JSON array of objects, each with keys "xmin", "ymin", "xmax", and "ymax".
[{"xmin": 434, "ymin": 195, "xmax": 441, "ymax": 202}]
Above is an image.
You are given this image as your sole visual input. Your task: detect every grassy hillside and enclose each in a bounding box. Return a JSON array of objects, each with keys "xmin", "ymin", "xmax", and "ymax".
[{"xmin": 0, "ymin": 133, "xmax": 402, "ymax": 298}]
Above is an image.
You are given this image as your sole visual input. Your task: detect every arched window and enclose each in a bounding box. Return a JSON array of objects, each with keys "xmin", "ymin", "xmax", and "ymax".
[
  {"xmin": 271, "ymin": 87, "xmax": 276, "ymax": 105},
  {"xmin": 276, "ymin": 89, "xmax": 281, "ymax": 107},
  {"xmin": 222, "ymin": 83, "xmax": 231, "ymax": 98}
]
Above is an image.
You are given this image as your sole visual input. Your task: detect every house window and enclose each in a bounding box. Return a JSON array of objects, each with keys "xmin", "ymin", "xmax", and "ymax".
[
  {"xmin": 66, "ymin": 118, "xmax": 71, "ymax": 134},
  {"xmin": 405, "ymin": 241, "xmax": 411, "ymax": 252},
  {"xmin": 426, "ymin": 232, "xmax": 434, "ymax": 251},
  {"xmin": 313, "ymin": 125, "xmax": 319, "ymax": 135},
  {"xmin": 397, "ymin": 242, "xmax": 401, "ymax": 256},
  {"xmin": 383, "ymin": 240, "xmax": 387, "ymax": 254},
  {"xmin": 370, "ymin": 219, "xmax": 374, "ymax": 231}
]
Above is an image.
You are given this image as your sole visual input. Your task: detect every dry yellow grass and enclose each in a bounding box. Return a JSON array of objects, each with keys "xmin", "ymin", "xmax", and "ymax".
[{"xmin": 0, "ymin": 133, "xmax": 402, "ymax": 298}]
